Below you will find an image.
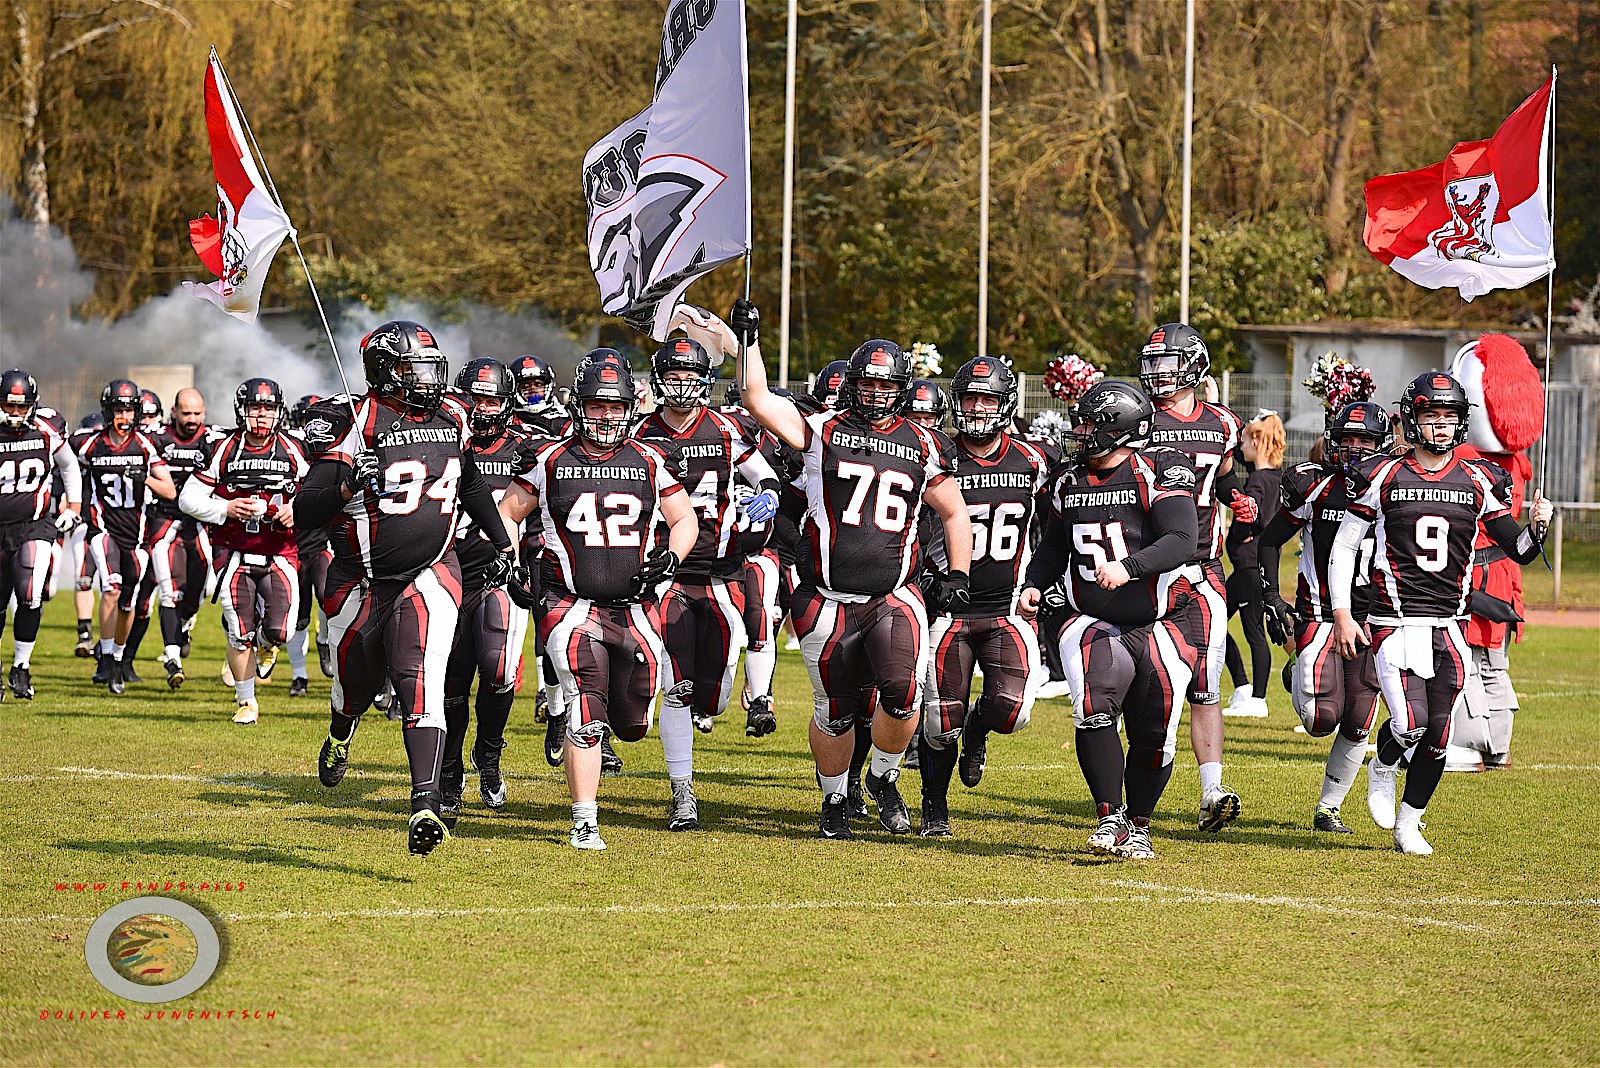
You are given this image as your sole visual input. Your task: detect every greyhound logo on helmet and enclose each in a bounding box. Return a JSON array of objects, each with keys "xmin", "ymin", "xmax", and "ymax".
[{"xmin": 1431, "ymin": 374, "xmax": 1452, "ymax": 390}]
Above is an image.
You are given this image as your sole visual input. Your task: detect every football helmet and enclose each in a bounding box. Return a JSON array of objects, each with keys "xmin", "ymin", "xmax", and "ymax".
[
  {"xmin": 290, "ymin": 394, "xmax": 321, "ymax": 431},
  {"xmin": 812, "ymin": 360, "xmax": 849, "ymax": 407},
  {"xmin": 839, "ymin": 340, "xmax": 912, "ymax": 423},
  {"xmin": 139, "ymin": 389, "xmax": 164, "ymax": 426},
  {"xmin": 1138, "ymin": 323, "xmax": 1210, "ymax": 398},
  {"xmin": 1325, "ymin": 401, "xmax": 1391, "ymax": 468},
  {"xmin": 951, "ymin": 356, "xmax": 1019, "ymax": 441},
  {"xmin": 360, "ymin": 320, "xmax": 448, "ymax": 412},
  {"xmin": 0, "ymin": 369, "xmax": 39, "ymax": 431},
  {"xmin": 1398, "ymin": 371, "xmax": 1471, "ymax": 454},
  {"xmin": 569, "ymin": 351, "xmax": 637, "ymax": 448},
  {"xmin": 509, "ymin": 354, "xmax": 555, "ymax": 406},
  {"xmin": 100, "ymin": 379, "xmax": 141, "ymax": 428},
  {"xmin": 234, "ymin": 378, "xmax": 284, "ymax": 436},
  {"xmin": 455, "ymin": 357, "xmax": 517, "ymax": 437},
  {"xmin": 905, "ymin": 379, "xmax": 948, "ymax": 426},
  {"xmin": 1069, "ymin": 380, "xmax": 1155, "ymax": 461},
  {"xmin": 650, "ymin": 337, "xmax": 714, "ymax": 409}
]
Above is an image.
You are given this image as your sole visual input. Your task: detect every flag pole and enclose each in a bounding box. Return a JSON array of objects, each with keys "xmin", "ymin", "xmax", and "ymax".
[
  {"xmin": 1179, "ymin": 0, "xmax": 1195, "ymax": 323},
  {"xmin": 977, "ymin": 0, "xmax": 992, "ymax": 359},
  {"xmin": 1537, "ymin": 65, "xmax": 1557, "ymax": 546},
  {"xmin": 210, "ymin": 49, "xmax": 360, "ymax": 420},
  {"xmin": 777, "ymin": 0, "xmax": 798, "ymax": 389}
]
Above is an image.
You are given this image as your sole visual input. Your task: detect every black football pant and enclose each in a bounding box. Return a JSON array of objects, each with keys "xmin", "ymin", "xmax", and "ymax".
[{"xmin": 442, "ymin": 583, "xmax": 530, "ymax": 792}]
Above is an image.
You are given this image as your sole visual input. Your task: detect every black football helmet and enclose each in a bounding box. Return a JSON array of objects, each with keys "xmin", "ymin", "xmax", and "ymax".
[
  {"xmin": 905, "ymin": 380, "xmax": 948, "ymax": 426},
  {"xmin": 1069, "ymin": 380, "xmax": 1155, "ymax": 462},
  {"xmin": 234, "ymin": 378, "xmax": 284, "ymax": 434},
  {"xmin": 360, "ymin": 320, "xmax": 448, "ymax": 412},
  {"xmin": 509, "ymin": 354, "xmax": 555, "ymax": 406},
  {"xmin": 0, "ymin": 369, "xmax": 39, "ymax": 431},
  {"xmin": 139, "ymin": 389, "xmax": 163, "ymax": 426},
  {"xmin": 839, "ymin": 340, "xmax": 912, "ymax": 423},
  {"xmin": 290, "ymin": 394, "xmax": 321, "ymax": 430},
  {"xmin": 1398, "ymin": 371, "xmax": 1472, "ymax": 454},
  {"xmin": 455, "ymin": 357, "xmax": 517, "ymax": 437},
  {"xmin": 650, "ymin": 337, "xmax": 714, "ymax": 409},
  {"xmin": 100, "ymin": 379, "xmax": 141, "ymax": 427},
  {"xmin": 1325, "ymin": 401, "xmax": 1391, "ymax": 468},
  {"xmin": 569, "ymin": 351, "xmax": 637, "ymax": 448},
  {"xmin": 80, "ymin": 412, "xmax": 105, "ymax": 431},
  {"xmin": 812, "ymin": 360, "xmax": 849, "ymax": 408},
  {"xmin": 951, "ymin": 356, "xmax": 1019, "ymax": 442},
  {"xmin": 1138, "ymin": 323, "xmax": 1210, "ymax": 398}
]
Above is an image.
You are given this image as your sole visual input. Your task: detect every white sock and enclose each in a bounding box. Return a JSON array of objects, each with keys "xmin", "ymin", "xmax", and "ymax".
[
  {"xmin": 744, "ymin": 643, "xmax": 776, "ymax": 699},
  {"xmin": 1198, "ymin": 761, "xmax": 1223, "ymax": 796},
  {"xmin": 1319, "ymin": 734, "xmax": 1368, "ymax": 810},
  {"xmin": 819, "ymin": 770, "xmax": 849, "ymax": 798},
  {"xmin": 1397, "ymin": 801, "xmax": 1425, "ymax": 829},
  {"xmin": 163, "ymin": 644, "xmax": 181, "ymax": 665},
  {"xmin": 288, "ymin": 627, "xmax": 309, "ymax": 676},
  {"xmin": 658, "ymin": 699, "xmax": 695, "ymax": 780},
  {"xmin": 572, "ymin": 800, "xmax": 598, "ymax": 826},
  {"xmin": 100, "ymin": 638, "xmax": 114, "ymax": 655},
  {"xmin": 13, "ymin": 640, "xmax": 33, "ymax": 668},
  {"xmin": 234, "ymin": 678, "xmax": 256, "ymax": 703},
  {"xmin": 545, "ymin": 683, "xmax": 567, "ymax": 720},
  {"xmin": 112, "ymin": 643, "xmax": 125, "ymax": 661},
  {"xmin": 868, "ymin": 745, "xmax": 904, "ymax": 778}
]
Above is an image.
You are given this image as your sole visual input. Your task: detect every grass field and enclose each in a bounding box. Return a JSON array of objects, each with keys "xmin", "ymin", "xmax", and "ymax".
[{"xmin": 3, "ymin": 597, "xmax": 1599, "ymax": 1066}]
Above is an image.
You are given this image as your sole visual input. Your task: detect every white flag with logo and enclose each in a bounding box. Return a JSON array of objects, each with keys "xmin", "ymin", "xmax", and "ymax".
[{"xmin": 583, "ymin": 0, "xmax": 751, "ymax": 341}]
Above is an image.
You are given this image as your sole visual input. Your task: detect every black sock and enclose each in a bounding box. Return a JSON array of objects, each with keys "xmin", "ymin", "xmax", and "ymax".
[
  {"xmin": 13, "ymin": 606, "xmax": 40, "ymax": 643},
  {"xmin": 918, "ymin": 734, "xmax": 957, "ymax": 805},
  {"xmin": 1376, "ymin": 720, "xmax": 1407, "ymax": 766},
  {"xmin": 329, "ymin": 712, "xmax": 358, "ymax": 742},
  {"xmin": 850, "ymin": 722, "xmax": 873, "ymax": 778},
  {"xmin": 78, "ymin": 617, "xmax": 91, "ymax": 636},
  {"xmin": 1075, "ymin": 726, "xmax": 1126, "ymax": 810},
  {"xmin": 404, "ymin": 725, "xmax": 446, "ymax": 811},
  {"xmin": 1402, "ymin": 753, "xmax": 1446, "ymax": 809},
  {"xmin": 1124, "ymin": 749, "xmax": 1174, "ymax": 820},
  {"xmin": 442, "ymin": 695, "xmax": 469, "ymax": 788},
  {"xmin": 475, "ymin": 688, "xmax": 514, "ymax": 749},
  {"xmin": 159, "ymin": 605, "xmax": 183, "ymax": 648},
  {"xmin": 124, "ymin": 614, "xmax": 151, "ymax": 663}
]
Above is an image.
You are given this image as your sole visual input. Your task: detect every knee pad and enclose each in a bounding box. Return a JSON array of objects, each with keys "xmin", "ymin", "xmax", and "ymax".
[
  {"xmin": 877, "ymin": 701, "xmax": 916, "ymax": 722},
  {"xmin": 567, "ymin": 719, "xmax": 606, "ymax": 749},
  {"xmin": 924, "ymin": 722, "xmax": 961, "ymax": 750},
  {"xmin": 1077, "ymin": 710, "xmax": 1116, "ymax": 731},
  {"xmin": 443, "ymin": 695, "xmax": 468, "ymax": 714},
  {"xmin": 1007, "ymin": 706, "xmax": 1032, "ymax": 734},
  {"xmin": 1296, "ymin": 698, "xmax": 1337, "ymax": 738},
  {"xmin": 1339, "ymin": 724, "xmax": 1370, "ymax": 744},
  {"xmin": 663, "ymin": 679, "xmax": 693, "ymax": 708},
  {"xmin": 812, "ymin": 703, "xmax": 853, "ymax": 738},
  {"xmin": 1389, "ymin": 721, "xmax": 1427, "ymax": 748}
]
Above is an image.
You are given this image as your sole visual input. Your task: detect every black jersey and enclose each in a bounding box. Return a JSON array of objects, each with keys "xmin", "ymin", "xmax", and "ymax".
[
  {"xmin": 301, "ymin": 393, "xmax": 476, "ymax": 582},
  {"xmin": 1349, "ymin": 454, "xmax": 1510, "ymax": 621},
  {"xmin": 1149, "ymin": 400, "xmax": 1244, "ymax": 562},
  {"xmin": 147, "ymin": 424, "xmax": 226, "ymax": 520},
  {"xmin": 1278, "ymin": 460, "xmax": 1377, "ymax": 621},
  {"xmin": 516, "ymin": 436, "xmax": 686, "ymax": 604},
  {"xmin": 454, "ymin": 427, "xmax": 527, "ymax": 582},
  {"xmin": 0, "ymin": 415, "xmax": 70, "ymax": 529},
  {"xmin": 636, "ymin": 406, "xmax": 774, "ymax": 577},
  {"xmin": 78, "ymin": 428, "xmax": 165, "ymax": 545},
  {"xmin": 798, "ymin": 409, "xmax": 954, "ymax": 596},
  {"xmin": 950, "ymin": 434, "xmax": 1051, "ymax": 615},
  {"xmin": 190, "ymin": 430, "xmax": 311, "ymax": 558},
  {"xmin": 1037, "ymin": 450, "xmax": 1197, "ymax": 626},
  {"xmin": 511, "ymin": 402, "xmax": 571, "ymax": 440}
]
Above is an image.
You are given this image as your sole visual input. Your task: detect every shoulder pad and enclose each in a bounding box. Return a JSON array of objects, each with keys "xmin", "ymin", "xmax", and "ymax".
[
  {"xmin": 1153, "ymin": 450, "xmax": 1197, "ymax": 492},
  {"xmin": 1280, "ymin": 463, "xmax": 1320, "ymax": 509},
  {"xmin": 301, "ymin": 401, "xmax": 353, "ymax": 455}
]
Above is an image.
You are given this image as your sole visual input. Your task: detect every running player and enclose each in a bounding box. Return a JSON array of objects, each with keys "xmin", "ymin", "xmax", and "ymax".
[
  {"xmin": 0, "ymin": 370, "xmax": 82, "ymax": 699},
  {"xmin": 285, "ymin": 394, "xmax": 333, "ymax": 696},
  {"xmin": 180, "ymin": 379, "xmax": 309, "ymax": 724},
  {"xmin": 636, "ymin": 337, "xmax": 781, "ymax": 830},
  {"xmin": 498, "ymin": 353, "xmax": 698, "ymax": 850},
  {"xmin": 1020, "ymin": 380, "xmax": 1200, "ymax": 859},
  {"xmin": 1331, "ymin": 372, "xmax": 1551, "ymax": 854},
  {"xmin": 1139, "ymin": 323, "xmax": 1252, "ymax": 831},
  {"xmin": 294, "ymin": 320, "xmax": 514, "ymax": 856},
  {"xmin": 68, "ymin": 413, "xmax": 103, "ymax": 658}
]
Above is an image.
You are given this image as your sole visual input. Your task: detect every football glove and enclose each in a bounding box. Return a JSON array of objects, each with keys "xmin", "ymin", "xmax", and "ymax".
[
  {"xmin": 54, "ymin": 509, "xmax": 82, "ymax": 535},
  {"xmin": 481, "ymin": 548, "xmax": 515, "ymax": 591},
  {"xmin": 347, "ymin": 449, "xmax": 380, "ymax": 494},
  {"xmin": 743, "ymin": 488, "xmax": 779, "ymax": 524},
  {"xmin": 505, "ymin": 565, "xmax": 541, "ymax": 611},
  {"xmin": 1227, "ymin": 488, "xmax": 1259, "ymax": 526},
  {"xmin": 632, "ymin": 548, "xmax": 680, "ymax": 594},
  {"xmin": 1258, "ymin": 567, "xmax": 1296, "ymax": 647},
  {"xmin": 1040, "ymin": 580, "xmax": 1070, "ymax": 613},
  {"xmin": 935, "ymin": 569, "xmax": 971, "ymax": 614},
  {"xmin": 729, "ymin": 298, "xmax": 761, "ymax": 348}
]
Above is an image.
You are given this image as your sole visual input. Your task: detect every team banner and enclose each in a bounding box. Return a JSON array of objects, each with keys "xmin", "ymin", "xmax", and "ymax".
[
  {"xmin": 184, "ymin": 49, "xmax": 294, "ymax": 323},
  {"xmin": 1362, "ymin": 73, "xmax": 1554, "ymax": 302},
  {"xmin": 583, "ymin": 0, "xmax": 751, "ymax": 341}
]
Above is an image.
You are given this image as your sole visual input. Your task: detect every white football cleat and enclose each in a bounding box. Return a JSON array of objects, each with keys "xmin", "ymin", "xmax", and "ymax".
[
  {"xmin": 1198, "ymin": 784, "xmax": 1241, "ymax": 832},
  {"xmin": 1393, "ymin": 807, "xmax": 1433, "ymax": 855},
  {"xmin": 1367, "ymin": 759, "xmax": 1398, "ymax": 830},
  {"xmin": 569, "ymin": 821, "xmax": 606, "ymax": 851},
  {"xmin": 232, "ymin": 698, "xmax": 259, "ymax": 725}
]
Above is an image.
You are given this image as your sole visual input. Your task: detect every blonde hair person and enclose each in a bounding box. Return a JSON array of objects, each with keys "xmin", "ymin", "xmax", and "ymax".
[{"xmin": 1222, "ymin": 411, "xmax": 1288, "ymax": 720}]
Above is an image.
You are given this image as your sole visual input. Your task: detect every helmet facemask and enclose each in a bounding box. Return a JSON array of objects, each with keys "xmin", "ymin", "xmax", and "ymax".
[
  {"xmin": 470, "ymin": 395, "xmax": 511, "ymax": 437},
  {"xmin": 397, "ymin": 354, "xmax": 449, "ymax": 412},
  {"xmin": 2, "ymin": 398, "xmax": 31, "ymax": 431},
  {"xmin": 242, "ymin": 402, "xmax": 281, "ymax": 438},
  {"xmin": 844, "ymin": 374, "xmax": 907, "ymax": 424},
  {"xmin": 577, "ymin": 398, "xmax": 633, "ymax": 448},
  {"xmin": 656, "ymin": 370, "xmax": 712, "ymax": 410},
  {"xmin": 953, "ymin": 388, "xmax": 1013, "ymax": 442}
]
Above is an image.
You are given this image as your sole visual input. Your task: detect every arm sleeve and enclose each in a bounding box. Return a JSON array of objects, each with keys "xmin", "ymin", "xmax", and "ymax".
[
  {"xmin": 1213, "ymin": 459, "xmax": 1243, "ymax": 502},
  {"xmin": 1483, "ymin": 513, "xmax": 1541, "ymax": 565},
  {"xmin": 1121, "ymin": 493, "xmax": 1198, "ymax": 579},
  {"xmin": 459, "ymin": 450, "xmax": 512, "ymax": 552},
  {"xmin": 735, "ymin": 446, "xmax": 781, "ymax": 495},
  {"xmin": 179, "ymin": 474, "xmax": 229, "ymax": 525},
  {"xmin": 53, "ymin": 441, "xmax": 81, "ymax": 505},
  {"xmin": 294, "ymin": 460, "xmax": 352, "ymax": 530},
  {"xmin": 1258, "ymin": 511, "xmax": 1302, "ymax": 550},
  {"xmin": 1328, "ymin": 512, "xmax": 1370, "ymax": 611}
]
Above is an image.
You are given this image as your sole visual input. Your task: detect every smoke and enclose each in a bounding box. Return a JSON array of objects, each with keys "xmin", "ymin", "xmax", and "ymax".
[{"xmin": 0, "ymin": 196, "xmax": 586, "ymax": 423}]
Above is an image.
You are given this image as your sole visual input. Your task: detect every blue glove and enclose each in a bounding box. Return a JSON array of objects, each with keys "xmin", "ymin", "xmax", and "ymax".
[{"xmin": 744, "ymin": 488, "xmax": 779, "ymax": 524}]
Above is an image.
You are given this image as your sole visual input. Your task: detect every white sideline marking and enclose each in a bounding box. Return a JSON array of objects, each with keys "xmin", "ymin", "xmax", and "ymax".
[{"xmin": 1105, "ymin": 880, "xmax": 1494, "ymax": 932}]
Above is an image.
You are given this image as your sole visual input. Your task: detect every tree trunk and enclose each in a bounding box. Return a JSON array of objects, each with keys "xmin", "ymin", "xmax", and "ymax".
[
  {"xmin": 15, "ymin": 4, "xmax": 51, "ymax": 227},
  {"xmin": 1323, "ymin": 0, "xmax": 1384, "ymax": 296}
]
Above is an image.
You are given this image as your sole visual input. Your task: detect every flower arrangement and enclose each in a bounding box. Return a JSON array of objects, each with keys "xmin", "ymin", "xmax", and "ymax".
[
  {"xmin": 1302, "ymin": 351, "xmax": 1376, "ymax": 412},
  {"xmin": 1043, "ymin": 353, "xmax": 1104, "ymax": 405},
  {"xmin": 907, "ymin": 342, "xmax": 943, "ymax": 380}
]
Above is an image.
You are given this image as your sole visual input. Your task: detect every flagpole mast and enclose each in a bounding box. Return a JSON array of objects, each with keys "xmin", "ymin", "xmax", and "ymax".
[
  {"xmin": 1538, "ymin": 64, "xmax": 1557, "ymax": 524},
  {"xmin": 210, "ymin": 49, "xmax": 360, "ymax": 420},
  {"xmin": 1179, "ymin": 0, "xmax": 1195, "ymax": 323},
  {"xmin": 777, "ymin": 0, "xmax": 798, "ymax": 389},
  {"xmin": 736, "ymin": 0, "xmax": 755, "ymax": 394},
  {"xmin": 977, "ymin": 0, "xmax": 992, "ymax": 359}
]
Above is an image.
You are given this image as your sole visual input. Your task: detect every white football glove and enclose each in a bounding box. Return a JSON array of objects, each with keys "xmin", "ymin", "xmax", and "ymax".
[{"xmin": 54, "ymin": 510, "xmax": 81, "ymax": 534}]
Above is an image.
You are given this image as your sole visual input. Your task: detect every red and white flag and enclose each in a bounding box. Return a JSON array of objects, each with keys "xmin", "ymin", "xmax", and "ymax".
[
  {"xmin": 1362, "ymin": 73, "xmax": 1554, "ymax": 301},
  {"xmin": 184, "ymin": 50, "xmax": 293, "ymax": 322}
]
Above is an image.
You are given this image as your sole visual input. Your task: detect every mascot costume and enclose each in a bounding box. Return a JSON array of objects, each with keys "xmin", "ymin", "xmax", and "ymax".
[{"xmin": 1444, "ymin": 333, "xmax": 1546, "ymax": 771}]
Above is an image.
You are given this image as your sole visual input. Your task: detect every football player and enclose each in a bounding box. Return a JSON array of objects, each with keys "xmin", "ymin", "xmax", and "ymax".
[
  {"xmin": 1020, "ymin": 381, "xmax": 1200, "ymax": 859},
  {"xmin": 294, "ymin": 321, "xmax": 514, "ymax": 857},
  {"xmin": 439, "ymin": 358, "xmax": 530, "ymax": 826},
  {"xmin": 284, "ymin": 394, "xmax": 333, "ymax": 696},
  {"xmin": 636, "ymin": 338, "xmax": 781, "ymax": 830},
  {"xmin": 728, "ymin": 300, "xmax": 974, "ymax": 840},
  {"xmin": 1257, "ymin": 400, "xmax": 1387, "ymax": 833},
  {"xmin": 78, "ymin": 379, "xmax": 176, "ymax": 694},
  {"xmin": 917, "ymin": 357, "xmax": 1051, "ymax": 836},
  {"xmin": 508, "ymin": 354, "xmax": 569, "ymax": 437},
  {"xmin": 1331, "ymin": 372, "xmax": 1551, "ymax": 854},
  {"xmin": 0, "ymin": 370, "xmax": 82, "ymax": 699},
  {"xmin": 498, "ymin": 353, "xmax": 698, "ymax": 850},
  {"xmin": 1139, "ymin": 323, "xmax": 1251, "ymax": 831},
  {"xmin": 144, "ymin": 387, "xmax": 226, "ymax": 688},
  {"xmin": 811, "ymin": 360, "xmax": 848, "ymax": 409},
  {"xmin": 68, "ymin": 412, "xmax": 104, "ymax": 658},
  {"xmin": 905, "ymin": 380, "xmax": 948, "ymax": 431},
  {"xmin": 138, "ymin": 389, "xmax": 164, "ymax": 433}
]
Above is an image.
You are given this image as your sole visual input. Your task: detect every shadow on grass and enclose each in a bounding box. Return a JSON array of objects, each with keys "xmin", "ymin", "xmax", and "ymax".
[{"xmin": 51, "ymin": 836, "xmax": 414, "ymax": 882}]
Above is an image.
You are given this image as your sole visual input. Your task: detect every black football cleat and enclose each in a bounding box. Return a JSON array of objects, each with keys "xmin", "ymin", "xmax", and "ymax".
[
  {"xmin": 408, "ymin": 809, "xmax": 449, "ymax": 856},
  {"xmin": 745, "ymin": 695, "xmax": 777, "ymax": 737},
  {"xmin": 1314, "ymin": 806, "xmax": 1354, "ymax": 834},
  {"xmin": 439, "ymin": 790, "xmax": 462, "ymax": 831},
  {"xmin": 108, "ymin": 660, "xmax": 126, "ymax": 696},
  {"xmin": 533, "ymin": 686, "xmax": 549, "ymax": 724},
  {"xmin": 75, "ymin": 628, "xmax": 95, "ymax": 658},
  {"xmin": 864, "ymin": 768, "xmax": 912, "ymax": 835},
  {"xmin": 164, "ymin": 659, "xmax": 186, "ymax": 690},
  {"xmin": 600, "ymin": 733, "xmax": 624, "ymax": 777},
  {"xmin": 958, "ymin": 719, "xmax": 989, "ymax": 788},
  {"xmin": 819, "ymin": 792, "xmax": 853, "ymax": 840},
  {"xmin": 316, "ymin": 641, "xmax": 333, "ymax": 678},
  {"xmin": 92, "ymin": 652, "xmax": 113, "ymax": 685},
  {"xmin": 9, "ymin": 665, "xmax": 33, "ymax": 700},
  {"xmin": 122, "ymin": 662, "xmax": 143, "ymax": 684},
  {"xmin": 847, "ymin": 774, "xmax": 869, "ymax": 821},
  {"xmin": 919, "ymin": 797, "xmax": 952, "ymax": 838},
  {"xmin": 472, "ymin": 739, "xmax": 507, "ymax": 809},
  {"xmin": 288, "ymin": 676, "xmax": 308, "ymax": 698},
  {"xmin": 318, "ymin": 731, "xmax": 353, "ymax": 788},
  {"xmin": 544, "ymin": 713, "xmax": 567, "ymax": 768}
]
